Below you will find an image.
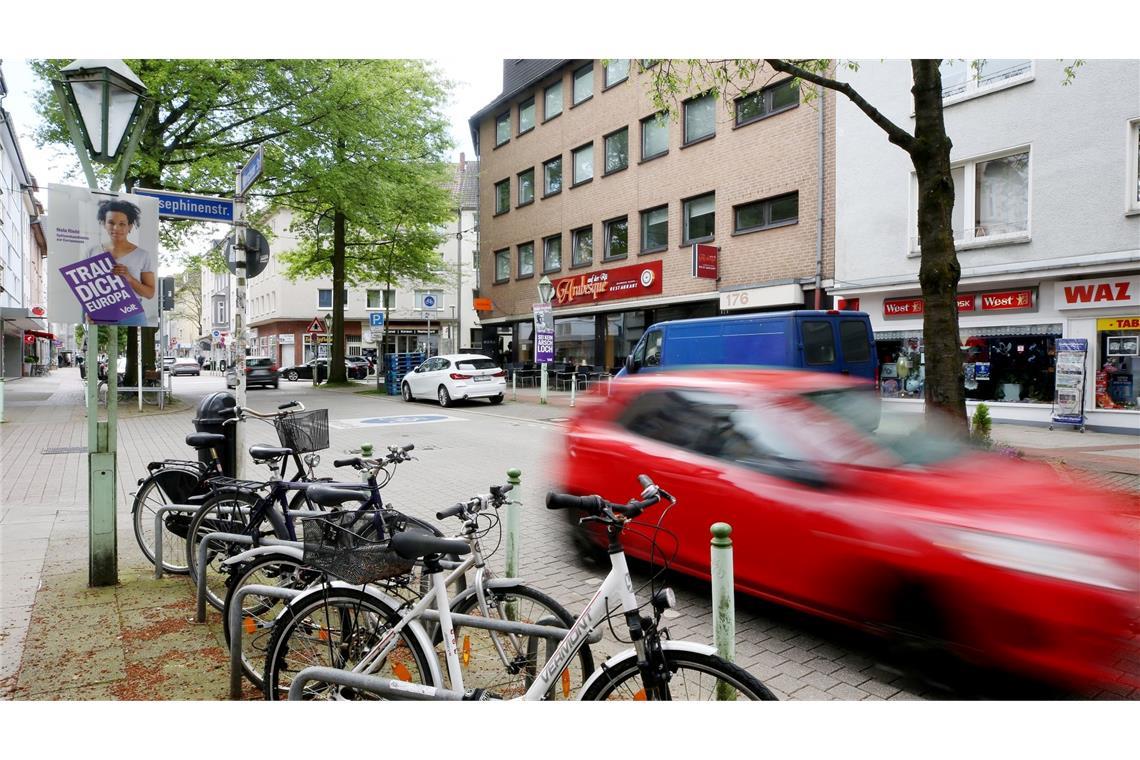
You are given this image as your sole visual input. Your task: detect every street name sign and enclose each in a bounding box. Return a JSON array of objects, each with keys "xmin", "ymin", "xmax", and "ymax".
[
  {"xmin": 132, "ymin": 187, "xmax": 234, "ymax": 223},
  {"xmin": 238, "ymin": 145, "xmax": 264, "ymax": 195}
]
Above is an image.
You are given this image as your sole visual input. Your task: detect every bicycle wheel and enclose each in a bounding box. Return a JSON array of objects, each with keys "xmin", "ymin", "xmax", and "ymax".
[
  {"xmin": 132, "ymin": 467, "xmax": 203, "ymax": 574},
  {"xmin": 223, "ymin": 552, "xmax": 323, "ymax": 692},
  {"xmin": 444, "ymin": 583, "xmax": 594, "ymax": 700},
  {"xmin": 186, "ymin": 489, "xmax": 266, "ymax": 612},
  {"xmin": 578, "ymin": 648, "xmax": 777, "ymax": 701},
  {"xmin": 263, "ymin": 586, "xmax": 435, "ymax": 700}
]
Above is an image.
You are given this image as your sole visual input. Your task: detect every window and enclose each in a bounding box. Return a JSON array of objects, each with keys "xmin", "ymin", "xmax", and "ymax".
[
  {"xmin": 641, "ymin": 113, "xmax": 668, "ymax": 161},
  {"xmin": 572, "ymin": 63, "xmax": 593, "ymax": 105},
  {"xmin": 495, "ymin": 111, "xmax": 510, "ymax": 146},
  {"xmin": 604, "ymin": 217, "xmax": 628, "ymax": 260},
  {"xmin": 912, "ymin": 149, "xmax": 1030, "ymax": 250},
  {"xmin": 572, "ymin": 143, "xmax": 593, "ymax": 185},
  {"xmin": 604, "ymin": 127, "xmax": 629, "ymax": 174},
  {"xmin": 367, "ymin": 289, "xmax": 395, "ymax": 309},
  {"xmin": 215, "ymin": 300, "xmax": 226, "ymax": 325},
  {"xmin": 543, "ymin": 156, "xmax": 563, "ymax": 196},
  {"xmin": 1129, "ymin": 119, "xmax": 1140, "ymax": 214},
  {"xmin": 518, "ymin": 97, "xmax": 535, "ymax": 135},
  {"xmin": 683, "ymin": 93, "xmax": 716, "ymax": 145},
  {"xmin": 494, "ymin": 179, "xmax": 510, "ymax": 215},
  {"xmin": 940, "ymin": 59, "xmax": 1032, "ymax": 100},
  {"xmin": 572, "ymin": 226, "xmax": 593, "ymax": 267},
  {"xmin": 683, "ymin": 193, "xmax": 715, "ymax": 244},
  {"xmin": 735, "ymin": 79, "xmax": 799, "ymax": 126},
  {"xmin": 734, "ymin": 192, "xmax": 799, "ymax": 233},
  {"xmin": 604, "ymin": 59, "xmax": 629, "ymax": 88},
  {"xmin": 543, "ymin": 235, "xmax": 562, "ymax": 272},
  {"xmin": 517, "ymin": 242, "xmax": 535, "ymax": 278},
  {"xmin": 494, "ymin": 249, "xmax": 510, "ymax": 283},
  {"xmin": 801, "ymin": 321, "xmax": 836, "ymax": 365},
  {"xmin": 544, "ymin": 81, "xmax": 563, "ymax": 120},
  {"xmin": 318, "ymin": 289, "xmax": 348, "ymax": 309},
  {"xmin": 839, "ymin": 320, "xmax": 871, "ymax": 363},
  {"xmin": 640, "ymin": 205, "xmax": 668, "ymax": 252},
  {"xmin": 518, "ymin": 168, "xmax": 535, "ymax": 206}
]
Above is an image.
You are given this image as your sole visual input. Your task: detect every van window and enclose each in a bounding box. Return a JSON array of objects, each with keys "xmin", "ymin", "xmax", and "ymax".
[
  {"xmin": 801, "ymin": 321, "xmax": 836, "ymax": 365},
  {"xmin": 839, "ymin": 320, "xmax": 871, "ymax": 363},
  {"xmin": 644, "ymin": 330, "xmax": 663, "ymax": 367}
]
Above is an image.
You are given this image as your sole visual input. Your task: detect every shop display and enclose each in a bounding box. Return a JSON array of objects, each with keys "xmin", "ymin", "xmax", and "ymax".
[{"xmin": 1050, "ymin": 338, "xmax": 1087, "ymax": 431}]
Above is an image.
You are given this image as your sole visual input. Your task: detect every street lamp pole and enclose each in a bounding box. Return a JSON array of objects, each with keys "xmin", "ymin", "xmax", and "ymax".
[
  {"xmin": 53, "ymin": 59, "xmax": 152, "ymax": 587},
  {"xmin": 537, "ymin": 275, "xmax": 553, "ymax": 405}
]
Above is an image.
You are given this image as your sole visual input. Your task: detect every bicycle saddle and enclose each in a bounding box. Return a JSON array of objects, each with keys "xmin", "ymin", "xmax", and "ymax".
[
  {"xmin": 186, "ymin": 433, "xmax": 226, "ymax": 449},
  {"xmin": 249, "ymin": 445, "xmax": 293, "ymax": 461},
  {"xmin": 390, "ymin": 531, "xmax": 470, "ymax": 560},
  {"xmin": 305, "ymin": 485, "xmax": 370, "ymax": 507}
]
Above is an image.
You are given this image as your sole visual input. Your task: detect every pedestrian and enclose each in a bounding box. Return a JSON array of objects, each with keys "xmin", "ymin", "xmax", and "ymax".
[{"xmin": 197, "ymin": 355, "xmax": 205, "ymax": 368}]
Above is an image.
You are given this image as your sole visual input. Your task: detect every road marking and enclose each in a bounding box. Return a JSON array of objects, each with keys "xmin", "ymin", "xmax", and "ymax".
[{"xmin": 334, "ymin": 414, "xmax": 463, "ymax": 428}]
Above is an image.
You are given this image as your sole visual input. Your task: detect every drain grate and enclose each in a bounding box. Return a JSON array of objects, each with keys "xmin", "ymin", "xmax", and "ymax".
[{"xmin": 42, "ymin": 446, "xmax": 88, "ymax": 455}]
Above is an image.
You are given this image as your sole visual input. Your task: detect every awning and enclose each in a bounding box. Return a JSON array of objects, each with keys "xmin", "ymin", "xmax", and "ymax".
[{"xmin": 25, "ymin": 330, "xmax": 56, "ymax": 340}]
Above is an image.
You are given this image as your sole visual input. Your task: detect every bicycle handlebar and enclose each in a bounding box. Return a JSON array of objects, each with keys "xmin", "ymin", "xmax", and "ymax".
[
  {"xmin": 545, "ymin": 475, "xmax": 673, "ymax": 520},
  {"xmin": 435, "ymin": 483, "xmax": 513, "ymax": 521},
  {"xmin": 222, "ymin": 401, "xmax": 306, "ymax": 426}
]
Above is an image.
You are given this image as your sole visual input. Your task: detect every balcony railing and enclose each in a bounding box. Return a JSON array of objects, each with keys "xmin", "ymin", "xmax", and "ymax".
[{"xmin": 942, "ymin": 60, "xmax": 1032, "ymax": 99}]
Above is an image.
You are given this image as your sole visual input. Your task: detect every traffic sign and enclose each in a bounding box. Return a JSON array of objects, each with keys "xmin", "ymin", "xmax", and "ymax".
[
  {"xmin": 369, "ymin": 328, "xmax": 384, "ymax": 343},
  {"xmin": 369, "ymin": 312, "xmax": 385, "ymax": 327},
  {"xmin": 212, "ymin": 329, "xmax": 221, "ymax": 339},
  {"xmin": 239, "ymin": 146, "xmax": 264, "ymax": 195},
  {"xmin": 132, "ymin": 187, "xmax": 234, "ymax": 222},
  {"xmin": 422, "ymin": 294, "xmax": 438, "ymax": 310},
  {"xmin": 225, "ymin": 228, "xmax": 271, "ymax": 279},
  {"xmin": 306, "ymin": 317, "xmax": 327, "ymax": 334}
]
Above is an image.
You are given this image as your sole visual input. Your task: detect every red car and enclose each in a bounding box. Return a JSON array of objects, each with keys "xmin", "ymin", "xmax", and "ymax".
[{"xmin": 553, "ymin": 369, "xmax": 1139, "ymax": 690}]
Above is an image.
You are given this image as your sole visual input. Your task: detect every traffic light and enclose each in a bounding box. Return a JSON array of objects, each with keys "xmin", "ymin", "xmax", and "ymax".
[{"xmin": 160, "ymin": 276, "xmax": 175, "ymax": 311}]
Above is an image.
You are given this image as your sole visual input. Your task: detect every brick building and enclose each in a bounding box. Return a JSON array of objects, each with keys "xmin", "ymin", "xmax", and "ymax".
[{"xmin": 469, "ymin": 59, "xmax": 836, "ymax": 372}]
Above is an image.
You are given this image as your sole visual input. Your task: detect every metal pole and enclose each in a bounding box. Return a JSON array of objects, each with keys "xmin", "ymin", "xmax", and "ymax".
[
  {"xmin": 710, "ymin": 522, "xmax": 736, "ymax": 700},
  {"xmin": 0, "ymin": 317, "xmax": 6, "ymax": 423},
  {"xmin": 456, "ymin": 207, "xmax": 462, "ymax": 354},
  {"xmin": 136, "ymin": 327, "xmax": 142, "ymax": 411},
  {"xmin": 511, "ymin": 370, "xmax": 516, "ymax": 402},
  {"xmin": 570, "ymin": 375, "xmax": 576, "ymax": 407},
  {"xmin": 539, "ymin": 363, "xmax": 548, "ymax": 405},
  {"xmin": 233, "ymin": 177, "xmax": 247, "ymax": 480},
  {"xmin": 505, "ymin": 468, "xmax": 521, "ymax": 582}
]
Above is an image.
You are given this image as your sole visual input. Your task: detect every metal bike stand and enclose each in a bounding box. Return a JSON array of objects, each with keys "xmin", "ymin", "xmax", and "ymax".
[
  {"xmin": 228, "ymin": 583, "xmax": 305, "ymax": 699},
  {"xmin": 289, "ymin": 666, "xmax": 466, "ymax": 701},
  {"xmin": 153, "ymin": 503, "xmax": 253, "ymax": 579},
  {"xmin": 195, "ymin": 532, "xmax": 312, "ymax": 622}
]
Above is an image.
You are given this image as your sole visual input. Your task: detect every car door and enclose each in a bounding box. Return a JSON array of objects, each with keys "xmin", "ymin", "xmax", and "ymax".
[{"xmin": 408, "ymin": 357, "xmax": 437, "ymax": 395}]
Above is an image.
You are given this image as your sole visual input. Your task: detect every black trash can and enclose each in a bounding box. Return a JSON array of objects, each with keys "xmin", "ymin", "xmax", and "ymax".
[{"xmin": 193, "ymin": 391, "xmax": 238, "ymax": 476}]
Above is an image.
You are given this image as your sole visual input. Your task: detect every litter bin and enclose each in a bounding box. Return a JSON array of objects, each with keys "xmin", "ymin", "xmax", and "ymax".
[{"xmin": 193, "ymin": 391, "xmax": 238, "ymax": 476}]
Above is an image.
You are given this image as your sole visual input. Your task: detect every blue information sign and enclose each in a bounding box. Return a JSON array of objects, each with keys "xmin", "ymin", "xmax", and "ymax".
[
  {"xmin": 239, "ymin": 146, "xmax": 264, "ymax": 195},
  {"xmin": 369, "ymin": 312, "xmax": 385, "ymax": 327},
  {"xmin": 132, "ymin": 188, "xmax": 234, "ymax": 222}
]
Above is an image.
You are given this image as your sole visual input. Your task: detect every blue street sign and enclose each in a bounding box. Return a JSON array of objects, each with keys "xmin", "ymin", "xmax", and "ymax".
[
  {"xmin": 422, "ymin": 294, "xmax": 437, "ymax": 309},
  {"xmin": 132, "ymin": 188, "xmax": 234, "ymax": 222},
  {"xmin": 239, "ymin": 146, "xmax": 264, "ymax": 195},
  {"xmin": 369, "ymin": 312, "xmax": 385, "ymax": 327}
]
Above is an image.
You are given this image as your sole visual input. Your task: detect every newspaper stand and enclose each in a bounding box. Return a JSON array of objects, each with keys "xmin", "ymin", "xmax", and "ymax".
[{"xmin": 1050, "ymin": 338, "xmax": 1088, "ymax": 432}]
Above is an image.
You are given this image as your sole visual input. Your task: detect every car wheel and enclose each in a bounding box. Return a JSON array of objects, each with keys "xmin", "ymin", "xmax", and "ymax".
[
  {"xmin": 489, "ymin": 394, "xmax": 504, "ymax": 405},
  {"xmin": 286, "ymin": 370, "xmax": 299, "ymax": 381},
  {"xmin": 437, "ymin": 385, "xmax": 452, "ymax": 408},
  {"xmin": 401, "ymin": 382, "xmax": 414, "ymax": 402}
]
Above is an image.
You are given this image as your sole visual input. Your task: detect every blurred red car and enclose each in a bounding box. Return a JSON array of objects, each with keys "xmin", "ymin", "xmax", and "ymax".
[{"xmin": 553, "ymin": 369, "xmax": 1139, "ymax": 690}]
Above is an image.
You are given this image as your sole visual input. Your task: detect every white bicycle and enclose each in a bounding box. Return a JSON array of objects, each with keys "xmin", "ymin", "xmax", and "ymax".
[{"xmin": 275, "ymin": 476, "xmax": 777, "ymax": 701}]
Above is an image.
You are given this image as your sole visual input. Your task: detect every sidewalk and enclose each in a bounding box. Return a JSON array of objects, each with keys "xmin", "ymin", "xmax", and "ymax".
[{"xmin": 1, "ymin": 369, "xmax": 1136, "ymax": 701}]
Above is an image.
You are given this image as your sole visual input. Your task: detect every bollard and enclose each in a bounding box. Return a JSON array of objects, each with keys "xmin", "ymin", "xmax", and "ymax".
[
  {"xmin": 511, "ymin": 371, "xmax": 517, "ymax": 401},
  {"xmin": 360, "ymin": 443, "xmax": 373, "ymax": 484},
  {"xmin": 569, "ymin": 378, "xmax": 576, "ymax": 407},
  {"xmin": 710, "ymin": 522, "xmax": 735, "ymax": 700},
  {"xmin": 506, "ymin": 467, "xmax": 521, "ymax": 621}
]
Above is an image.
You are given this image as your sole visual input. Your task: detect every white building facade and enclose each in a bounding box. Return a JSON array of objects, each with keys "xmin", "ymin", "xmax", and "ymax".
[{"xmin": 834, "ymin": 59, "xmax": 1140, "ymax": 433}]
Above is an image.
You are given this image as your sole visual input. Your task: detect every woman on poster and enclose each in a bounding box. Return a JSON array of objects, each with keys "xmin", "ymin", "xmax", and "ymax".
[{"xmin": 85, "ymin": 199, "xmax": 156, "ymax": 326}]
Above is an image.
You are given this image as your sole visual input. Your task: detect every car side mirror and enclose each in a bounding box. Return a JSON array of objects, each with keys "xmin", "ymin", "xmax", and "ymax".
[{"xmin": 625, "ymin": 355, "xmax": 639, "ymax": 374}]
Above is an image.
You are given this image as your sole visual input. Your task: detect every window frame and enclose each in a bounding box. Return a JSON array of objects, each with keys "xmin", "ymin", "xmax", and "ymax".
[
  {"xmin": 542, "ymin": 234, "xmax": 563, "ymax": 273},
  {"xmin": 682, "ymin": 92, "xmax": 716, "ymax": 147},
  {"xmin": 544, "ymin": 80, "xmax": 563, "ymax": 122},
  {"xmin": 940, "ymin": 59, "xmax": 1034, "ymax": 104},
  {"xmin": 543, "ymin": 155, "xmax": 563, "ymax": 198},
  {"xmin": 682, "ymin": 192, "xmax": 716, "ymax": 245},
  {"xmin": 603, "ymin": 59, "xmax": 630, "ymax": 90},
  {"xmin": 1127, "ymin": 118, "xmax": 1140, "ymax": 215},
  {"xmin": 493, "ymin": 248, "xmax": 511, "ymax": 284},
  {"xmin": 517, "ymin": 241, "xmax": 535, "ymax": 280},
  {"xmin": 366, "ymin": 289, "xmax": 397, "ymax": 309},
  {"xmin": 571, "ymin": 142, "xmax": 594, "ymax": 187},
  {"xmin": 517, "ymin": 167, "xmax": 535, "ymax": 207},
  {"xmin": 317, "ymin": 289, "xmax": 348, "ymax": 309},
  {"xmin": 639, "ymin": 204, "xmax": 669, "ymax": 254},
  {"xmin": 494, "ymin": 111, "xmax": 511, "ymax": 147},
  {"xmin": 572, "ymin": 63, "xmax": 594, "ymax": 106},
  {"xmin": 732, "ymin": 191, "xmax": 799, "ymax": 235},
  {"xmin": 494, "ymin": 178, "xmax": 510, "ymax": 216},
  {"xmin": 640, "ymin": 113, "xmax": 669, "ymax": 162},
  {"xmin": 571, "ymin": 225, "xmax": 593, "ymax": 268},
  {"xmin": 517, "ymin": 96, "xmax": 536, "ymax": 136},
  {"xmin": 734, "ymin": 79, "xmax": 800, "ymax": 128},
  {"xmin": 603, "ymin": 126, "xmax": 629, "ymax": 176},
  {"xmin": 603, "ymin": 216, "xmax": 629, "ymax": 261}
]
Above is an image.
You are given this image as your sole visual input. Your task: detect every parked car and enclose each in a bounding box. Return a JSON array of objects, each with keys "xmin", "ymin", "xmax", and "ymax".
[
  {"xmin": 552, "ymin": 368, "xmax": 1139, "ymax": 690},
  {"xmin": 226, "ymin": 356, "xmax": 280, "ymax": 389},
  {"xmin": 171, "ymin": 358, "xmax": 201, "ymax": 377},
  {"xmin": 345, "ymin": 356, "xmax": 371, "ymax": 377},
  {"xmin": 401, "ymin": 353, "xmax": 507, "ymax": 407},
  {"xmin": 615, "ymin": 310, "xmax": 878, "ymax": 382},
  {"xmin": 162, "ymin": 356, "xmax": 176, "ymax": 371}
]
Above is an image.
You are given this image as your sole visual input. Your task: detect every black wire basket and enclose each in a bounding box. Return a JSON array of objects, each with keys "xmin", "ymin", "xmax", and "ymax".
[
  {"xmin": 301, "ymin": 511, "xmax": 414, "ymax": 585},
  {"xmin": 275, "ymin": 409, "xmax": 330, "ymax": 454}
]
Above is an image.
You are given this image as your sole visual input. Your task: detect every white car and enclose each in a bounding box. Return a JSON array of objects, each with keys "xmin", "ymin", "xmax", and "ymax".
[{"xmin": 401, "ymin": 353, "xmax": 506, "ymax": 407}]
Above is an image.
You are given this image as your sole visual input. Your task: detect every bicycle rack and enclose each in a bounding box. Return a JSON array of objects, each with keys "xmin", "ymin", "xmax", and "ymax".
[
  {"xmin": 152, "ymin": 504, "xmax": 205, "ymax": 579},
  {"xmin": 228, "ymin": 584, "xmax": 305, "ymax": 700}
]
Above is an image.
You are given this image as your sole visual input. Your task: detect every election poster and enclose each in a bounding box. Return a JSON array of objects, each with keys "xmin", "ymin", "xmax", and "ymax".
[
  {"xmin": 533, "ymin": 303, "xmax": 554, "ymax": 364},
  {"xmin": 47, "ymin": 184, "xmax": 160, "ymax": 327}
]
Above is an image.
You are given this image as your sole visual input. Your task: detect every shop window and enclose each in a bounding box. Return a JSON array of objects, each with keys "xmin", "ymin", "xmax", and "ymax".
[{"xmin": 1096, "ymin": 319, "xmax": 1139, "ymax": 410}]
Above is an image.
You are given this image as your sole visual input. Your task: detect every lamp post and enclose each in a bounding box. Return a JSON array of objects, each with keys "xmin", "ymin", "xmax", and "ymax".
[
  {"xmin": 53, "ymin": 59, "xmax": 152, "ymax": 587},
  {"xmin": 537, "ymin": 275, "xmax": 554, "ymax": 405}
]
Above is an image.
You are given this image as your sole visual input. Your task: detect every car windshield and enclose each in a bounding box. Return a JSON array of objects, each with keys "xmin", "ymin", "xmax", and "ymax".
[
  {"xmin": 456, "ymin": 358, "xmax": 496, "ymax": 370},
  {"xmin": 247, "ymin": 358, "xmax": 273, "ymax": 368}
]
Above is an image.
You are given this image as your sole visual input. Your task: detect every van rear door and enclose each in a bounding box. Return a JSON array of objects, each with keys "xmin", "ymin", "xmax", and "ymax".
[
  {"xmin": 798, "ymin": 317, "xmax": 840, "ymax": 372},
  {"xmin": 836, "ymin": 317, "xmax": 877, "ymax": 381}
]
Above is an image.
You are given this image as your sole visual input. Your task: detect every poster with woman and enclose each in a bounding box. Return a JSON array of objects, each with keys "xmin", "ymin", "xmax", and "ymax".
[{"xmin": 46, "ymin": 184, "xmax": 160, "ymax": 327}]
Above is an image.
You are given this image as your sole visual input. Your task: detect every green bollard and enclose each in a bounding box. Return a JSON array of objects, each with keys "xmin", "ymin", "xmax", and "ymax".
[
  {"xmin": 506, "ymin": 467, "xmax": 522, "ymax": 621},
  {"xmin": 710, "ymin": 522, "xmax": 735, "ymax": 700}
]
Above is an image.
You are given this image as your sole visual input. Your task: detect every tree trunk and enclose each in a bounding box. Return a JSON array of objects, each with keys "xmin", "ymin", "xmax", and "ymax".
[
  {"xmin": 909, "ymin": 60, "xmax": 967, "ymax": 433},
  {"xmin": 328, "ymin": 208, "xmax": 348, "ymax": 383}
]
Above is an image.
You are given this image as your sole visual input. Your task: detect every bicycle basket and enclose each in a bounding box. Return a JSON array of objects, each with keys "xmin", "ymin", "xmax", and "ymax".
[
  {"xmin": 275, "ymin": 409, "xmax": 330, "ymax": 454},
  {"xmin": 301, "ymin": 511, "xmax": 414, "ymax": 585}
]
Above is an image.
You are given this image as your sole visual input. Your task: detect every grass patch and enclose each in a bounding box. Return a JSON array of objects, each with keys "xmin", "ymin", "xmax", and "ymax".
[{"xmin": 355, "ymin": 388, "xmax": 391, "ymax": 396}]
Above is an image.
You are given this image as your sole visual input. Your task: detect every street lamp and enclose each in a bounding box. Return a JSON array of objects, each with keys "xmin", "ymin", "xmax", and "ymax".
[
  {"xmin": 537, "ymin": 275, "xmax": 553, "ymax": 405},
  {"xmin": 52, "ymin": 59, "xmax": 152, "ymax": 588}
]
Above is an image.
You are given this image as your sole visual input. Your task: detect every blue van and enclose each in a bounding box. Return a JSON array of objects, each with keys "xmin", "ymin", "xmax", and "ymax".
[{"xmin": 617, "ymin": 310, "xmax": 878, "ymax": 381}]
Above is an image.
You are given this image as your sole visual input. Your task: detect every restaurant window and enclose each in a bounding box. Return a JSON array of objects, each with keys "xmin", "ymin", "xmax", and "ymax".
[
  {"xmin": 1096, "ymin": 317, "xmax": 1139, "ymax": 410},
  {"xmin": 553, "ymin": 315, "xmax": 595, "ymax": 366},
  {"xmin": 572, "ymin": 226, "xmax": 593, "ymax": 267},
  {"xmin": 606, "ymin": 311, "xmax": 645, "ymax": 373}
]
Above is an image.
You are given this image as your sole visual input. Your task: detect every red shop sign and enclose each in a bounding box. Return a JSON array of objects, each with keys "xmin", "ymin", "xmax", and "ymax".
[
  {"xmin": 552, "ymin": 260, "xmax": 663, "ymax": 307},
  {"xmin": 884, "ymin": 294, "xmax": 975, "ymax": 318},
  {"xmin": 979, "ymin": 289, "xmax": 1035, "ymax": 312}
]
